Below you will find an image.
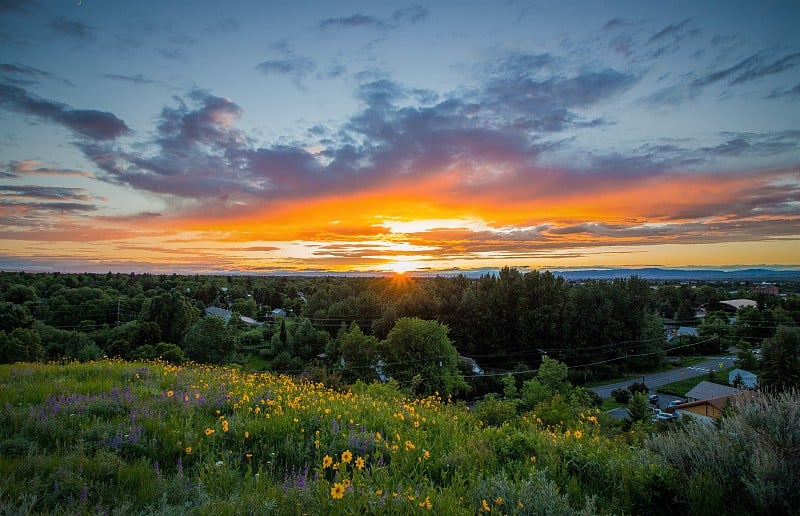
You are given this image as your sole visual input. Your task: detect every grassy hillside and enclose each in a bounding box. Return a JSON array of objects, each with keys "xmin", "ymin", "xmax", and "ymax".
[{"xmin": 0, "ymin": 360, "xmax": 796, "ymax": 514}]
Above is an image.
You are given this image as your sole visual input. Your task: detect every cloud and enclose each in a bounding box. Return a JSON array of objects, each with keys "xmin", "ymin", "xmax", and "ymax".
[
  {"xmin": 602, "ymin": 18, "xmax": 632, "ymax": 31},
  {"xmin": 1, "ymin": 160, "xmax": 94, "ymax": 178},
  {"xmin": 644, "ymin": 51, "xmax": 800, "ymax": 106},
  {"xmin": 481, "ymin": 66, "xmax": 638, "ymax": 131},
  {"xmin": 647, "ymin": 19, "xmax": 691, "ymax": 45},
  {"xmin": 319, "ymin": 14, "xmax": 386, "ymax": 30},
  {"xmin": 50, "ymin": 16, "xmax": 96, "ymax": 43},
  {"xmin": 0, "ymin": 83, "xmax": 130, "ymax": 140},
  {"xmin": 0, "ymin": 185, "xmax": 94, "ymax": 201},
  {"xmin": 158, "ymin": 48, "xmax": 186, "ymax": 61},
  {"xmin": 255, "ymin": 56, "xmax": 316, "ymax": 77},
  {"xmin": 318, "ymin": 5, "xmax": 428, "ymax": 30},
  {"xmin": 100, "ymin": 73, "xmax": 158, "ymax": 85},
  {"xmin": 767, "ymin": 83, "xmax": 800, "ymax": 100},
  {"xmin": 203, "ymin": 18, "xmax": 239, "ymax": 34},
  {"xmin": 0, "ymin": 63, "xmax": 74, "ymax": 87},
  {"xmin": 0, "ymin": 0, "xmax": 33, "ymax": 14}
]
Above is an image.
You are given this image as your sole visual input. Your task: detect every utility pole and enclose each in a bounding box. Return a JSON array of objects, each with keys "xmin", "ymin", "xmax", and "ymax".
[{"xmin": 116, "ymin": 298, "xmax": 121, "ymax": 326}]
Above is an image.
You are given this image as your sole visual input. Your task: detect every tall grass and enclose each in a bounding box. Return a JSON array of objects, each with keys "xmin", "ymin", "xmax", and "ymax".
[{"xmin": 2, "ymin": 359, "xmax": 785, "ymax": 514}]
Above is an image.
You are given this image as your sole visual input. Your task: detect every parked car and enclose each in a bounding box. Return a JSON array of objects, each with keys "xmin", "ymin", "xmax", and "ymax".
[
  {"xmin": 648, "ymin": 394, "xmax": 659, "ymax": 405},
  {"xmin": 650, "ymin": 408, "xmax": 677, "ymax": 421},
  {"xmin": 668, "ymin": 399, "xmax": 685, "ymax": 408}
]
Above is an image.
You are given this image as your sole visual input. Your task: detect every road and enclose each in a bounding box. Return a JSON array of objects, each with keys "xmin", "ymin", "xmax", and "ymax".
[{"xmin": 590, "ymin": 355, "xmax": 737, "ymax": 399}]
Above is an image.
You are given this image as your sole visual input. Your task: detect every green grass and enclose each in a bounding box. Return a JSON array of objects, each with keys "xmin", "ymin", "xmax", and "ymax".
[
  {"xmin": 658, "ymin": 367, "xmax": 736, "ymax": 397},
  {"xmin": 0, "ymin": 359, "xmax": 700, "ymax": 514}
]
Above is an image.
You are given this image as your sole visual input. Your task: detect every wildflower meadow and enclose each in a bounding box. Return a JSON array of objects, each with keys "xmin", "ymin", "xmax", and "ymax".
[{"xmin": 1, "ymin": 360, "xmax": 797, "ymax": 514}]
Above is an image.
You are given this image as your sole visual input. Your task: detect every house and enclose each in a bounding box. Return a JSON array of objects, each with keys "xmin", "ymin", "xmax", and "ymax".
[
  {"xmin": 270, "ymin": 308, "xmax": 287, "ymax": 318},
  {"xmin": 458, "ymin": 356, "xmax": 484, "ymax": 375},
  {"xmin": 684, "ymin": 380, "xmax": 740, "ymax": 402},
  {"xmin": 728, "ymin": 368, "xmax": 757, "ymax": 388},
  {"xmin": 204, "ymin": 306, "xmax": 260, "ymax": 326},
  {"xmin": 671, "ymin": 393, "xmax": 742, "ymax": 421},
  {"xmin": 666, "ymin": 326, "xmax": 698, "ymax": 342},
  {"xmin": 753, "ymin": 283, "xmax": 779, "ymax": 296},
  {"xmin": 718, "ymin": 299, "xmax": 757, "ymax": 312},
  {"xmin": 205, "ymin": 306, "xmax": 232, "ymax": 321}
]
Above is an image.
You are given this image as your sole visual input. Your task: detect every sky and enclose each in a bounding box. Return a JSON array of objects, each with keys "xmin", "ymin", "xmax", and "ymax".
[{"xmin": 1, "ymin": 0, "xmax": 799, "ymax": 275}]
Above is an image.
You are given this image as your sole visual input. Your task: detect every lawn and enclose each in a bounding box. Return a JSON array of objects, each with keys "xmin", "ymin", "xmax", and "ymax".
[{"xmin": 657, "ymin": 367, "xmax": 736, "ymax": 397}]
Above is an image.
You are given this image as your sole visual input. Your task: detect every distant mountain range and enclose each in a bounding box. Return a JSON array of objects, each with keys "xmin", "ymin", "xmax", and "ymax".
[{"xmin": 546, "ymin": 268, "xmax": 800, "ymax": 282}]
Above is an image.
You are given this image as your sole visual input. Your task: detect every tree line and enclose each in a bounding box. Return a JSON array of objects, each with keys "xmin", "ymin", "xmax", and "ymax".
[{"xmin": 1, "ymin": 269, "xmax": 799, "ymax": 396}]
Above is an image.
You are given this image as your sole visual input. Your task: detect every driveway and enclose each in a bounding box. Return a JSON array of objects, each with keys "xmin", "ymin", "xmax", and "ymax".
[{"xmin": 590, "ymin": 355, "xmax": 737, "ymax": 399}]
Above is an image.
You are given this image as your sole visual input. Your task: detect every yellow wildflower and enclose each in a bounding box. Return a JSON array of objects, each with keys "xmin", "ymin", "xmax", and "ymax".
[
  {"xmin": 495, "ymin": 496, "xmax": 504, "ymax": 506},
  {"xmin": 574, "ymin": 430, "xmax": 583, "ymax": 439},
  {"xmin": 167, "ymin": 390, "xmax": 174, "ymax": 398},
  {"xmin": 355, "ymin": 456, "xmax": 365, "ymax": 470},
  {"xmin": 481, "ymin": 499, "xmax": 491, "ymax": 512},
  {"xmin": 185, "ymin": 446, "xmax": 192, "ymax": 454},
  {"xmin": 419, "ymin": 496, "xmax": 432, "ymax": 509},
  {"xmin": 205, "ymin": 428, "xmax": 215, "ymax": 436},
  {"xmin": 330, "ymin": 482, "xmax": 345, "ymax": 500},
  {"xmin": 322, "ymin": 455, "xmax": 333, "ymax": 469},
  {"xmin": 341, "ymin": 450, "xmax": 353, "ymax": 463}
]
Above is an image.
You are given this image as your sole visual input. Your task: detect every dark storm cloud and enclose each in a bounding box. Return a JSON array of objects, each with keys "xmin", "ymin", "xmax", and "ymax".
[
  {"xmin": 50, "ymin": 16, "xmax": 96, "ymax": 43},
  {"xmin": 0, "ymin": 83, "xmax": 130, "ymax": 140}
]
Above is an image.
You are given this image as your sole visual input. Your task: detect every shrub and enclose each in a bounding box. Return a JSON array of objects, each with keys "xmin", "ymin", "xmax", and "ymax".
[
  {"xmin": 473, "ymin": 394, "xmax": 518, "ymax": 426},
  {"xmin": 647, "ymin": 389, "xmax": 800, "ymax": 514},
  {"xmin": 611, "ymin": 388, "xmax": 631, "ymax": 404}
]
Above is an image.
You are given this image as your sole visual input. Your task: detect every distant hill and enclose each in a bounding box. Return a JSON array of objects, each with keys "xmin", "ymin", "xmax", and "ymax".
[{"xmin": 547, "ymin": 267, "xmax": 800, "ymax": 282}]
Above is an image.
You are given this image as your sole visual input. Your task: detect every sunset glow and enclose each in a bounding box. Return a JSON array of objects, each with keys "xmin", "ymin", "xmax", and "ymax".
[{"xmin": 1, "ymin": 2, "xmax": 798, "ymax": 274}]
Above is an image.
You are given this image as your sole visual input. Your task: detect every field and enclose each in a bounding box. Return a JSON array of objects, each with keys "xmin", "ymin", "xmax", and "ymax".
[{"xmin": 1, "ymin": 360, "xmax": 797, "ymax": 515}]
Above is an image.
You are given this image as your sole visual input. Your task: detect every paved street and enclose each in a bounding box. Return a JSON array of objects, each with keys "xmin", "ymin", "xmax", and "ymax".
[{"xmin": 590, "ymin": 355, "xmax": 737, "ymax": 399}]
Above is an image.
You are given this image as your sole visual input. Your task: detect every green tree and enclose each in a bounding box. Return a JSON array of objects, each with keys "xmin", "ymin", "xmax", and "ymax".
[
  {"xmin": 536, "ymin": 355, "xmax": 569, "ymax": 394},
  {"xmin": 141, "ymin": 291, "xmax": 196, "ymax": 345},
  {"xmin": 0, "ymin": 328, "xmax": 44, "ymax": 363},
  {"xmin": 628, "ymin": 392, "xmax": 651, "ymax": 423},
  {"xmin": 758, "ymin": 326, "xmax": 800, "ymax": 391},
  {"xmin": 182, "ymin": 316, "xmax": 234, "ymax": 364},
  {"xmin": 337, "ymin": 322, "xmax": 380, "ymax": 383},
  {"xmin": 379, "ymin": 317, "xmax": 469, "ymax": 397},
  {"xmin": 734, "ymin": 340, "xmax": 759, "ymax": 372}
]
